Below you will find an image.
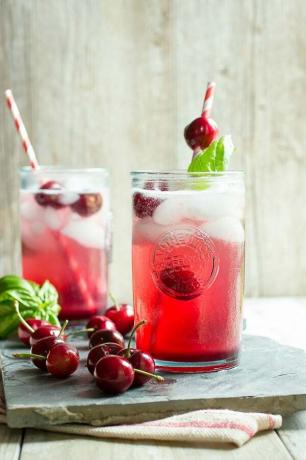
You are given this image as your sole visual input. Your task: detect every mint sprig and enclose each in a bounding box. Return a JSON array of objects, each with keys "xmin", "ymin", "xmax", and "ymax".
[
  {"xmin": 0, "ymin": 275, "xmax": 61, "ymax": 339},
  {"xmin": 188, "ymin": 135, "xmax": 234, "ymax": 172}
]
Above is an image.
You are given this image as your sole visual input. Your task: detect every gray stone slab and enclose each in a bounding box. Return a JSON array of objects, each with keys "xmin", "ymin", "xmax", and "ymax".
[{"xmin": 1, "ymin": 335, "xmax": 305, "ymax": 428}]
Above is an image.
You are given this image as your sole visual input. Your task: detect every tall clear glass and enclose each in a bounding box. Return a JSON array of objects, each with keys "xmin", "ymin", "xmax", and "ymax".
[
  {"xmin": 20, "ymin": 167, "xmax": 111, "ymax": 319},
  {"xmin": 131, "ymin": 171, "xmax": 245, "ymax": 372}
]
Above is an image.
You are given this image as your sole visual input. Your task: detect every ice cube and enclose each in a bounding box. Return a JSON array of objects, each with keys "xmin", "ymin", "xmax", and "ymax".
[
  {"xmin": 61, "ymin": 217, "xmax": 105, "ymax": 249},
  {"xmin": 153, "ymin": 198, "xmax": 187, "ymax": 225},
  {"xmin": 20, "ymin": 197, "xmax": 43, "ymax": 221},
  {"xmin": 153, "ymin": 190, "xmax": 244, "ymax": 225},
  {"xmin": 133, "ymin": 217, "xmax": 174, "ymax": 244},
  {"xmin": 185, "ymin": 192, "xmax": 244, "ymax": 220},
  {"xmin": 21, "ymin": 219, "xmax": 48, "ymax": 250},
  {"xmin": 58, "ymin": 192, "xmax": 79, "ymax": 205},
  {"xmin": 43, "ymin": 207, "xmax": 67, "ymax": 230},
  {"xmin": 201, "ymin": 217, "xmax": 244, "ymax": 243}
]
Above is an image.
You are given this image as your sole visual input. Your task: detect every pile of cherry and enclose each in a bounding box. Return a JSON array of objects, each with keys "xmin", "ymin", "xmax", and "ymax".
[{"xmin": 14, "ymin": 301, "xmax": 163, "ymax": 394}]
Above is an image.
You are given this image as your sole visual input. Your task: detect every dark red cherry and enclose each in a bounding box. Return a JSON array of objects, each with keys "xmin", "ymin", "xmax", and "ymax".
[
  {"xmin": 31, "ymin": 336, "xmax": 64, "ymax": 370},
  {"xmin": 94, "ymin": 355, "xmax": 134, "ymax": 394},
  {"xmin": 89, "ymin": 329, "xmax": 124, "ymax": 349},
  {"xmin": 18, "ymin": 319, "xmax": 50, "ymax": 346},
  {"xmin": 105, "ymin": 304, "xmax": 134, "ymax": 336},
  {"xmin": 160, "ymin": 267, "xmax": 200, "ymax": 300},
  {"xmin": 87, "ymin": 342, "xmax": 122, "ymax": 375},
  {"xmin": 71, "ymin": 193, "xmax": 103, "ymax": 217},
  {"xmin": 46, "ymin": 343, "xmax": 80, "ymax": 378},
  {"xmin": 117, "ymin": 347, "xmax": 136, "ymax": 358},
  {"xmin": 29, "ymin": 325, "xmax": 62, "ymax": 347},
  {"xmin": 86, "ymin": 315, "xmax": 116, "ymax": 338},
  {"xmin": 184, "ymin": 117, "xmax": 218, "ymax": 151},
  {"xmin": 129, "ymin": 350, "xmax": 155, "ymax": 386},
  {"xmin": 35, "ymin": 181, "xmax": 65, "ymax": 208},
  {"xmin": 133, "ymin": 192, "xmax": 161, "ymax": 219}
]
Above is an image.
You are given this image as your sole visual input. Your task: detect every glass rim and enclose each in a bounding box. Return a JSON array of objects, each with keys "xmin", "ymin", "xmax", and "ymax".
[
  {"xmin": 20, "ymin": 166, "xmax": 109, "ymax": 175},
  {"xmin": 130, "ymin": 170, "xmax": 244, "ymax": 177}
]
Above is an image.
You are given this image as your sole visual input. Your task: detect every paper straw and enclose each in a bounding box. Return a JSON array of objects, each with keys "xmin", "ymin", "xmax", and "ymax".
[
  {"xmin": 4, "ymin": 89, "xmax": 95, "ymax": 311},
  {"xmin": 4, "ymin": 89, "xmax": 39, "ymax": 169},
  {"xmin": 201, "ymin": 82, "xmax": 216, "ymax": 118},
  {"xmin": 57, "ymin": 233, "xmax": 95, "ymax": 309}
]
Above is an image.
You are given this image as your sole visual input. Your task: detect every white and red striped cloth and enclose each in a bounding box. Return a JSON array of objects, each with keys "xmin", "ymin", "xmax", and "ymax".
[{"xmin": 0, "ymin": 379, "xmax": 281, "ymax": 447}]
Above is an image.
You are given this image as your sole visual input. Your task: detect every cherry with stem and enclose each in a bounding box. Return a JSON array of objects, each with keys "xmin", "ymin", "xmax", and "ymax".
[
  {"xmin": 105, "ymin": 292, "xmax": 134, "ymax": 336},
  {"xmin": 119, "ymin": 320, "xmax": 164, "ymax": 384},
  {"xmin": 15, "ymin": 301, "xmax": 62, "ymax": 346},
  {"xmin": 66, "ymin": 327, "xmax": 95, "ymax": 338},
  {"xmin": 126, "ymin": 319, "xmax": 146, "ymax": 358}
]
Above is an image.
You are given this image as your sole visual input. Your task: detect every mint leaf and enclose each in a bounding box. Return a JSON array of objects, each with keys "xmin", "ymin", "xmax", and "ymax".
[
  {"xmin": 188, "ymin": 140, "xmax": 218, "ymax": 172},
  {"xmin": 188, "ymin": 135, "xmax": 234, "ymax": 172},
  {"xmin": 215, "ymin": 135, "xmax": 234, "ymax": 171}
]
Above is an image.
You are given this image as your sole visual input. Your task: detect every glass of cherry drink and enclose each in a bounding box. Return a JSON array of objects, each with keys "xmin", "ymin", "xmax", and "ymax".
[
  {"xmin": 20, "ymin": 167, "xmax": 112, "ymax": 319},
  {"xmin": 131, "ymin": 171, "xmax": 245, "ymax": 372}
]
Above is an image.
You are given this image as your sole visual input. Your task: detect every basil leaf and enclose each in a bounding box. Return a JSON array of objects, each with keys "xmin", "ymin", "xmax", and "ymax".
[
  {"xmin": 47, "ymin": 312, "xmax": 61, "ymax": 326},
  {"xmin": 38, "ymin": 280, "xmax": 59, "ymax": 305},
  {"xmin": 0, "ymin": 275, "xmax": 35, "ymax": 296},
  {"xmin": 0, "ymin": 275, "xmax": 61, "ymax": 339},
  {"xmin": 0, "ymin": 312, "xmax": 20, "ymax": 339}
]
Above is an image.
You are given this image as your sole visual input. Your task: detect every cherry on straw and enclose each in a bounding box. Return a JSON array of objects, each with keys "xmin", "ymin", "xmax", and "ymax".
[{"xmin": 4, "ymin": 89, "xmax": 95, "ymax": 311}]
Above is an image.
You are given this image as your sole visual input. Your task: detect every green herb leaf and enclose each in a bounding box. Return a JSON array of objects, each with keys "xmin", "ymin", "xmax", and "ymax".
[
  {"xmin": 0, "ymin": 275, "xmax": 61, "ymax": 339},
  {"xmin": 38, "ymin": 280, "xmax": 59, "ymax": 305},
  {"xmin": 188, "ymin": 135, "xmax": 234, "ymax": 173}
]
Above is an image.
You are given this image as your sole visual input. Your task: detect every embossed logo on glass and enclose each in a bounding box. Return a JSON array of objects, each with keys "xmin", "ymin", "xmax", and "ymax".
[{"xmin": 152, "ymin": 227, "xmax": 218, "ymax": 300}]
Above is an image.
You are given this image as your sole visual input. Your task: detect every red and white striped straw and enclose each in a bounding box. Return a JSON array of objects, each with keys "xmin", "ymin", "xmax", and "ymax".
[
  {"xmin": 4, "ymin": 89, "xmax": 39, "ymax": 170},
  {"xmin": 4, "ymin": 89, "xmax": 95, "ymax": 311},
  {"xmin": 201, "ymin": 81, "xmax": 216, "ymax": 118}
]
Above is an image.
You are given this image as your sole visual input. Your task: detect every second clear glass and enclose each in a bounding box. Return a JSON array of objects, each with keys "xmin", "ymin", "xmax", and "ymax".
[{"xmin": 131, "ymin": 171, "xmax": 245, "ymax": 372}]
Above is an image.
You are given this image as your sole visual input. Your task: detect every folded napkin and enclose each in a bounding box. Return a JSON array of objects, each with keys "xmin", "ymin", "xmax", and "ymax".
[{"xmin": 0, "ymin": 379, "xmax": 281, "ymax": 447}]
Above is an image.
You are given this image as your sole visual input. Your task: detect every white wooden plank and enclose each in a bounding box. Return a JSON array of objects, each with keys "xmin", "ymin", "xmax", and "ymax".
[
  {"xmin": 244, "ymin": 297, "xmax": 306, "ymax": 350},
  {"xmin": 1, "ymin": 1, "xmax": 306, "ymax": 299},
  {"xmin": 279, "ymin": 411, "xmax": 306, "ymax": 460},
  {"xmin": 173, "ymin": 0, "xmax": 306, "ymax": 296},
  {"xmin": 20, "ymin": 429, "xmax": 292, "ymax": 460},
  {"xmin": 0, "ymin": 0, "xmax": 176, "ymax": 302},
  {"xmin": 0, "ymin": 425, "xmax": 22, "ymax": 460}
]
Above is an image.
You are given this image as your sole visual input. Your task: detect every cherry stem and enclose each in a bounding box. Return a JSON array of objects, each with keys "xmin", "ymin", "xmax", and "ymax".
[
  {"xmin": 134, "ymin": 368, "xmax": 164, "ymax": 382},
  {"xmin": 59, "ymin": 320, "xmax": 68, "ymax": 338},
  {"xmin": 13, "ymin": 353, "xmax": 45, "ymax": 360},
  {"xmin": 126, "ymin": 320, "xmax": 146, "ymax": 358},
  {"xmin": 14, "ymin": 301, "xmax": 34, "ymax": 334},
  {"xmin": 109, "ymin": 291, "xmax": 119, "ymax": 311},
  {"xmin": 67, "ymin": 328, "xmax": 95, "ymax": 337}
]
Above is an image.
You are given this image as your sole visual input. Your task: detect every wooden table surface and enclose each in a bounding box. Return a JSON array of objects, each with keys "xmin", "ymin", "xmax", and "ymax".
[{"xmin": 1, "ymin": 297, "xmax": 306, "ymax": 460}]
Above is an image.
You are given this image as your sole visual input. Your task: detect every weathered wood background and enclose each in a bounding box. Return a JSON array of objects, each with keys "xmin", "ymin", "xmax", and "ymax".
[{"xmin": 0, "ymin": 0, "xmax": 305, "ymax": 300}]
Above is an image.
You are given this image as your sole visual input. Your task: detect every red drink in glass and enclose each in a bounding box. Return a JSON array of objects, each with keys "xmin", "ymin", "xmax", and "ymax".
[
  {"xmin": 131, "ymin": 172, "xmax": 245, "ymax": 372},
  {"xmin": 20, "ymin": 167, "xmax": 111, "ymax": 319}
]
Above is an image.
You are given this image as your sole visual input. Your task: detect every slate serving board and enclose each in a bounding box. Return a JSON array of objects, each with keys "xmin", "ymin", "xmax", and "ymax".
[{"xmin": 1, "ymin": 335, "xmax": 306, "ymax": 428}]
